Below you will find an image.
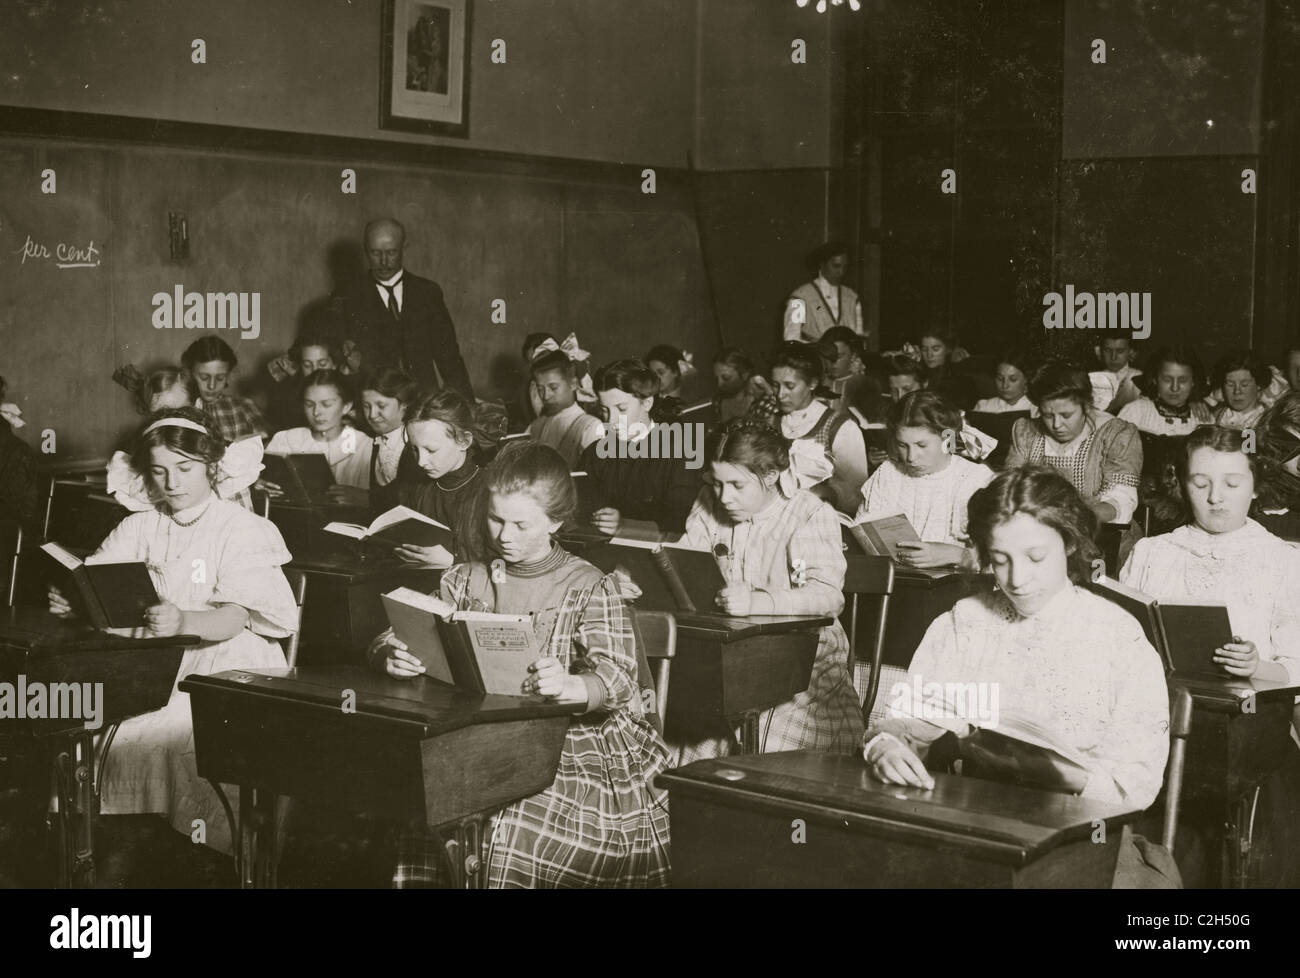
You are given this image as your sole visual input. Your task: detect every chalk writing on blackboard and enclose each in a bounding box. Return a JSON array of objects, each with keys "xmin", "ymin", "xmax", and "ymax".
[{"xmin": 15, "ymin": 233, "xmax": 102, "ymax": 269}]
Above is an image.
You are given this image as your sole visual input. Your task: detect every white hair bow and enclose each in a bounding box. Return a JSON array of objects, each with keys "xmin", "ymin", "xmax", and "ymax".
[
  {"xmin": 532, "ymin": 332, "xmax": 590, "ymax": 363},
  {"xmin": 106, "ymin": 435, "xmax": 266, "ymax": 511},
  {"xmin": 777, "ymin": 439, "xmax": 835, "ymax": 497},
  {"xmin": 0, "ymin": 403, "xmax": 25, "ymax": 429}
]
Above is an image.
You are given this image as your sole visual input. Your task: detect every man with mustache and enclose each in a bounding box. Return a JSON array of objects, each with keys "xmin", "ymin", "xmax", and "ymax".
[{"xmin": 336, "ymin": 217, "xmax": 474, "ymax": 400}]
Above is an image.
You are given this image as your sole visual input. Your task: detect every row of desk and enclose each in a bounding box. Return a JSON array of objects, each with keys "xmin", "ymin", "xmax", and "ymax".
[{"xmin": 14, "ymin": 480, "xmax": 1298, "ymax": 888}]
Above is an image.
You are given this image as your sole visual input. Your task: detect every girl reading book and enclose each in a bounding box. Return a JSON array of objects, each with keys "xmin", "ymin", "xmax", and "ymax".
[
  {"xmin": 48, "ymin": 408, "xmax": 297, "ymax": 859},
  {"xmin": 1118, "ymin": 424, "xmax": 1300, "ymax": 886},
  {"xmin": 389, "ymin": 388, "xmax": 497, "ymax": 568},
  {"xmin": 855, "ymin": 391, "xmax": 994, "ymax": 569},
  {"xmin": 264, "ymin": 369, "xmax": 373, "ymax": 495},
  {"xmin": 864, "ymin": 465, "xmax": 1169, "ymax": 811},
  {"xmin": 370, "ymin": 441, "xmax": 671, "ymax": 887},
  {"xmin": 1004, "ymin": 362, "xmax": 1142, "ymax": 528},
  {"xmin": 359, "ymin": 367, "xmax": 422, "ymax": 516},
  {"xmin": 580, "ymin": 358, "xmax": 704, "ymax": 537},
  {"xmin": 672, "ymin": 418, "xmax": 863, "ymax": 762},
  {"xmin": 1120, "ymin": 425, "xmax": 1300, "ymax": 693}
]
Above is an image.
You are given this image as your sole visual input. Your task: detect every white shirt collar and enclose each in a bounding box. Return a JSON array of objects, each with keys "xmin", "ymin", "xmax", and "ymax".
[{"xmin": 374, "ymin": 270, "xmax": 403, "ymax": 288}]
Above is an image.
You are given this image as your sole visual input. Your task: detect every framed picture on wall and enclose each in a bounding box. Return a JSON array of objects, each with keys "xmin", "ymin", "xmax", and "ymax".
[{"xmin": 380, "ymin": 0, "xmax": 471, "ymax": 137}]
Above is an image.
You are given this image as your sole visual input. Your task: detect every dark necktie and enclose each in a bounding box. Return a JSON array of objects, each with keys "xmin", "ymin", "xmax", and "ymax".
[{"xmin": 379, "ymin": 277, "xmax": 402, "ymax": 320}]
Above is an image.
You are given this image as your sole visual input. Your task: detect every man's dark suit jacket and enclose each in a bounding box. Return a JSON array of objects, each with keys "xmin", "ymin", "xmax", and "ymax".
[{"xmin": 338, "ymin": 271, "xmax": 475, "ymax": 398}]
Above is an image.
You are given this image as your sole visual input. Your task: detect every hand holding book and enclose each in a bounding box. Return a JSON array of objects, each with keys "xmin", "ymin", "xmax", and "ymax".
[
  {"xmin": 894, "ymin": 541, "xmax": 969, "ymax": 569},
  {"xmin": 375, "ymin": 628, "xmax": 427, "ymax": 679},
  {"xmin": 393, "ymin": 543, "xmax": 455, "ymax": 568},
  {"xmin": 1214, "ymin": 637, "xmax": 1259, "ymax": 677},
  {"xmin": 525, "ymin": 657, "xmax": 588, "ymax": 704}
]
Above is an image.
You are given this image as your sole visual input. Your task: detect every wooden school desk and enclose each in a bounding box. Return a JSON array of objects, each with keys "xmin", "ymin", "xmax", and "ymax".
[
  {"xmin": 181, "ymin": 666, "xmax": 575, "ymax": 888},
  {"xmin": 848, "ymin": 566, "xmax": 988, "ymax": 672},
  {"xmin": 287, "ymin": 541, "xmax": 444, "ymax": 666},
  {"xmin": 667, "ymin": 614, "xmax": 825, "ymax": 754},
  {"xmin": 1170, "ymin": 673, "xmax": 1300, "ymax": 888},
  {"xmin": 0, "ymin": 606, "xmax": 196, "ymax": 887},
  {"xmin": 658, "ymin": 752, "xmax": 1138, "ymax": 888}
]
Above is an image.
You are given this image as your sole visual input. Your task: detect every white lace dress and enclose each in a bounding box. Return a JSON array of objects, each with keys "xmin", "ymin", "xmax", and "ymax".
[{"xmin": 86, "ymin": 498, "xmax": 298, "ymax": 853}]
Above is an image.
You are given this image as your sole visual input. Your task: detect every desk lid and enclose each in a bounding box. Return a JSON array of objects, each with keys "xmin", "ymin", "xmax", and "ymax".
[
  {"xmin": 657, "ymin": 752, "xmax": 1136, "ymax": 863},
  {"xmin": 0, "ymin": 606, "xmax": 200, "ymax": 654},
  {"xmin": 181, "ymin": 666, "xmax": 575, "ymax": 737},
  {"xmin": 674, "ymin": 613, "xmax": 833, "ymax": 642}
]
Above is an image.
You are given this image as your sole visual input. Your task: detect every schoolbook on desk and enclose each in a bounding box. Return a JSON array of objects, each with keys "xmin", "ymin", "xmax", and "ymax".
[
  {"xmin": 903, "ymin": 700, "xmax": 1091, "ymax": 795},
  {"xmin": 41, "ymin": 542, "xmax": 159, "ymax": 629},
  {"xmin": 262, "ymin": 452, "xmax": 335, "ymax": 504},
  {"xmin": 842, "ymin": 511, "xmax": 922, "ymax": 560},
  {"xmin": 381, "ymin": 587, "xmax": 539, "ymax": 696},
  {"xmin": 583, "ymin": 537, "xmax": 725, "ymax": 613},
  {"xmin": 1092, "ymin": 577, "xmax": 1235, "ymax": 681},
  {"xmin": 324, "ymin": 506, "xmax": 452, "ymax": 549}
]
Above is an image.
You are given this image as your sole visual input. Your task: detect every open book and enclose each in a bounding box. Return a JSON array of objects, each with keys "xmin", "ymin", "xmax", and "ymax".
[
  {"xmin": 893, "ymin": 690, "xmax": 1091, "ymax": 794},
  {"xmin": 41, "ymin": 542, "xmax": 160, "ymax": 630},
  {"xmin": 262, "ymin": 452, "xmax": 336, "ymax": 504},
  {"xmin": 582, "ymin": 536, "xmax": 725, "ymax": 613},
  {"xmin": 381, "ymin": 587, "xmax": 541, "ymax": 696},
  {"xmin": 324, "ymin": 506, "xmax": 452, "ymax": 549},
  {"xmin": 1092, "ymin": 577, "xmax": 1235, "ymax": 681},
  {"xmin": 959, "ymin": 710, "xmax": 1091, "ymax": 795},
  {"xmin": 843, "ymin": 511, "xmax": 923, "ymax": 560}
]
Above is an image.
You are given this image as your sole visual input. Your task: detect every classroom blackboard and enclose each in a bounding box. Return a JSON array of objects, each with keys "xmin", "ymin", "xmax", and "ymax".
[{"xmin": 0, "ymin": 135, "xmax": 711, "ymax": 462}]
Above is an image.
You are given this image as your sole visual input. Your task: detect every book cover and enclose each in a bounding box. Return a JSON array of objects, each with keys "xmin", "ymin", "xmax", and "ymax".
[
  {"xmin": 1161, "ymin": 603, "xmax": 1234, "ymax": 680},
  {"xmin": 381, "ymin": 589, "xmax": 540, "ymax": 696},
  {"xmin": 657, "ymin": 541, "xmax": 727, "ymax": 613},
  {"xmin": 41, "ymin": 542, "xmax": 159, "ymax": 630},
  {"xmin": 380, "ymin": 588, "xmax": 456, "ymax": 684},
  {"xmin": 456, "ymin": 612, "xmax": 539, "ymax": 696},
  {"xmin": 263, "ymin": 453, "xmax": 336, "ymax": 503},
  {"xmin": 847, "ymin": 513, "xmax": 922, "ymax": 560}
]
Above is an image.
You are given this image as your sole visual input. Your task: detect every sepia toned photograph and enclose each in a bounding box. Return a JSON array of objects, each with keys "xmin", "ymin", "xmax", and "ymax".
[{"xmin": 0, "ymin": 0, "xmax": 1297, "ymax": 958}]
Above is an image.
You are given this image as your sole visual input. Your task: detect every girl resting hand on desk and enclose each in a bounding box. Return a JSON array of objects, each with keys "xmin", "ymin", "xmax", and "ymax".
[
  {"xmin": 863, "ymin": 465, "xmax": 1169, "ymax": 813},
  {"xmin": 49, "ymin": 407, "xmax": 297, "ymax": 858},
  {"xmin": 856, "ymin": 391, "xmax": 993, "ymax": 571},
  {"xmin": 669, "ymin": 417, "xmax": 864, "ymax": 764},
  {"xmin": 367, "ymin": 442, "xmax": 671, "ymax": 888}
]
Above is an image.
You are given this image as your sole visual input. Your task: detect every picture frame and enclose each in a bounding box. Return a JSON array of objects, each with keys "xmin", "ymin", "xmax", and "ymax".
[{"xmin": 380, "ymin": 0, "xmax": 471, "ymax": 137}]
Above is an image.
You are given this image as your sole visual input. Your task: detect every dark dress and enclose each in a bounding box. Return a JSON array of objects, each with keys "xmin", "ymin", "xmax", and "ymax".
[
  {"xmin": 577, "ymin": 438, "xmax": 704, "ymax": 535},
  {"xmin": 397, "ymin": 455, "xmax": 482, "ymax": 547},
  {"xmin": 0, "ymin": 422, "xmax": 40, "ymax": 539}
]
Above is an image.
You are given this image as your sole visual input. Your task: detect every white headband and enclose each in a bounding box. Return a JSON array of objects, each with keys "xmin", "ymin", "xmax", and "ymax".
[{"xmin": 143, "ymin": 417, "xmax": 211, "ymax": 437}]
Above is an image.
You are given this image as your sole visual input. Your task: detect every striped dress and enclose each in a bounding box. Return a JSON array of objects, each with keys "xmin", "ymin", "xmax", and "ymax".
[
  {"xmin": 394, "ymin": 547, "xmax": 672, "ymax": 888},
  {"xmin": 671, "ymin": 487, "xmax": 864, "ymax": 762}
]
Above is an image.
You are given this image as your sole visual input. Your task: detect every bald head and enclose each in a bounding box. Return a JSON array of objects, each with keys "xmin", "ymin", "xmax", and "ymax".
[{"xmin": 365, "ymin": 218, "xmax": 406, "ymax": 281}]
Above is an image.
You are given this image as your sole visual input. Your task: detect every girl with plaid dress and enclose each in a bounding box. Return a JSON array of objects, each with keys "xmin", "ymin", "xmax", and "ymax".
[
  {"xmin": 372, "ymin": 442, "xmax": 672, "ymax": 888},
  {"xmin": 672, "ymin": 419, "xmax": 864, "ymax": 764}
]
